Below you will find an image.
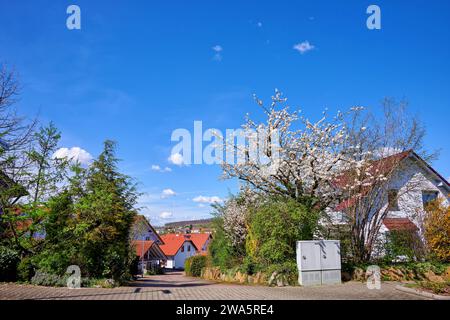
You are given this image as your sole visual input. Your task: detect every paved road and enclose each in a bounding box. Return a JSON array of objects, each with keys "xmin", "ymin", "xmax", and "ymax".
[{"xmin": 0, "ymin": 271, "xmax": 425, "ymax": 300}]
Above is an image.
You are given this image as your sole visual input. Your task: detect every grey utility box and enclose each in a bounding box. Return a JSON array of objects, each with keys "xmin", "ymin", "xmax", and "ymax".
[{"xmin": 296, "ymin": 240, "xmax": 341, "ymax": 286}]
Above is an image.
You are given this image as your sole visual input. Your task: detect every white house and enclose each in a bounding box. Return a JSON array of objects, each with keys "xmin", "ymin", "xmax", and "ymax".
[
  {"xmin": 131, "ymin": 215, "xmax": 167, "ymax": 274},
  {"xmin": 160, "ymin": 234, "xmax": 199, "ymax": 269},
  {"xmin": 131, "ymin": 215, "xmax": 164, "ymax": 244},
  {"xmin": 329, "ymin": 150, "xmax": 450, "ymax": 256}
]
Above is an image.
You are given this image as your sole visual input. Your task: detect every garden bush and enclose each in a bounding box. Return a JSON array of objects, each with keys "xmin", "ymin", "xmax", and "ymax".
[
  {"xmin": 208, "ymin": 217, "xmax": 239, "ymax": 270},
  {"xmin": 265, "ymin": 261, "xmax": 299, "ymax": 285},
  {"xmin": 384, "ymin": 229, "xmax": 426, "ymax": 262},
  {"xmin": 17, "ymin": 257, "xmax": 36, "ymax": 282},
  {"xmin": 31, "ymin": 271, "xmax": 69, "ymax": 287},
  {"xmin": 249, "ymin": 197, "xmax": 319, "ymax": 266},
  {"xmin": 145, "ymin": 265, "xmax": 164, "ymax": 275},
  {"xmin": 185, "ymin": 255, "xmax": 207, "ymax": 277},
  {"xmin": 424, "ymin": 199, "xmax": 450, "ymax": 262},
  {"xmin": 0, "ymin": 246, "xmax": 20, "ymax": 282}
]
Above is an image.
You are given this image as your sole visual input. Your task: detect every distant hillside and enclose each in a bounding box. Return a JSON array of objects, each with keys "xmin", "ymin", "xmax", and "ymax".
[{"xmin": 164, "ymin": 218, "xmax": 213, "ymax": 229}]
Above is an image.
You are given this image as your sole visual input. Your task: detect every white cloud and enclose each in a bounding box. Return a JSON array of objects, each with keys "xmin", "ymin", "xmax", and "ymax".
[
  {"xmin": 212, "ymin": 45, "xmax": 223, "ymax": 61},
  {"xmin": 193, "ymin": 195, "xmax": 223, "ymax": 204},
  {"xmin": 212, "ymin": 45, "xmax": 223, "ymax": 52},
  {"xmin": 293, "ymin": 41, "xmax": 315, "ymax": 54},
  {"xmin": 161, "ymin": 188, "xmax": 176, "ymax": 198},
  {"xmin": 168, "ymin": 152, "xmax": 185, "ymax": 166},
  {"xmin": 53, "ymin": 147, "xmax": 93, "ymax": 165},
  {"xmin": 159, "ymin": 211, "xmax": 173, "ymax": 219},
  {"xmin": 151, "ymin": 164, "xmax": 172, "ymax": 172}
]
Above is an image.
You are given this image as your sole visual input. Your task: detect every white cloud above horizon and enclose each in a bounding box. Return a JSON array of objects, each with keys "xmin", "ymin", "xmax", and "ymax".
[
  {"xmin": 161, "ymin": 188, "xmax": 176, "ymax": 198},
  {"xmin": 168, "ymin": 152, "xmax": 185, "ymax": 166},
  {"xmin": 159, "ymin": 211, "xmax": 173, "ymax": 219},
  {"xmin": 151, "ymin": 164, "xmax": 172, "ymax": 172},
  {"xmin": 53, "ymin": 147, "xmax": 93, "ymax": 165},
  {"xmin": 293, "ymin": 41, "xmax": 315, "ymax": 54},
  {"xmin": 193, "ymin": 195, "xmax": 223, "ymax": 204}
]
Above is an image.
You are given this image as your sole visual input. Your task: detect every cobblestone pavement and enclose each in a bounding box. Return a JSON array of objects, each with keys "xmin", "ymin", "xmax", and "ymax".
[{"xmin": 0, "ymin": 271, "xmax": 426, "ymax": 300}]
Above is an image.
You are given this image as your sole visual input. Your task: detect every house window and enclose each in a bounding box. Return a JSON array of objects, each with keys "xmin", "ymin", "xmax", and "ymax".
[
  {"xmin": 422, "ymin": 191, "xmax": 438, "ymax": 208},
  {"xmin": 181, "ymin": 245, "xmax": 185, "ymax": 253},
  {"xmin": 145, "ymin": 236, "xmax": 150, "ymax": 241},
  {"xmin": 388, "ymin": 189, "xmax": 399, "ymax": 211},
  {"xmin": 188, "ymin": 245, "xmax": 191, "ymax": 252}
]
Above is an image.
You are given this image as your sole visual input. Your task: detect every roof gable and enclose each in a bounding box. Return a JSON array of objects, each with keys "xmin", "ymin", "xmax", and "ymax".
[
  {"xmin": 159, "ymin": 234, "xmax": 198, "ymax": 256},
  {"xmin": 133, "ymin": 215, "xmax": 164, "ymax": 244},
  {"xmin": 185, "ymin": 233, "xmax": 212, "ymax": 250}
]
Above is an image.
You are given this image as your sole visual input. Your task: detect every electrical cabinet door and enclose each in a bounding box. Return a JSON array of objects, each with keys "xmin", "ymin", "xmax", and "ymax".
[
  {"xmin": 319, "ymin": 240, "xmax": 341, "ymax": 270},
  {"xmin": 296, "ymin": 241, "xmax": 321, "ymax": 271}
]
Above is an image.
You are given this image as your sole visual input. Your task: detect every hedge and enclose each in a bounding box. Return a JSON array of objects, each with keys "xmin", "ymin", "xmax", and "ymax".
[{"xmin": 185, "ymin": 255, "xmax": 207, "ymax": 277}]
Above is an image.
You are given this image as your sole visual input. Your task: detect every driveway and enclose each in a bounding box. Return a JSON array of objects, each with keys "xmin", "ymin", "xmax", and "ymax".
[{"xmin": 0, "ymin": 271, "xmax": 426, "ymax": 300}]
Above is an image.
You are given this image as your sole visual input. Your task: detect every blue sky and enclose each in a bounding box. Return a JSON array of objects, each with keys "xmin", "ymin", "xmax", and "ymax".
[{"xmin": 1, "ymin": 0, "xmax": 449, "ymax": 225}]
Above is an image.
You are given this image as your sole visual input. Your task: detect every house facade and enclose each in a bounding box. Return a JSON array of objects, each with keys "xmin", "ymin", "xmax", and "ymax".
[
  {"xmin": 131, "ymin": 215, "xmax": 167, "ymax": 274},
  {"xmin": 187, "ymin": 233, "xmax": 212, "ymax": 255},
  {"xmin": 330, "ymin": 151, "xmax": 450, "ymax": 257},
  {"xmin": 375, "ymin": 152, "xmax": 450, "ymax": 255},
  {"xmin": 159, "ymin": 234, "xmax": 199, "ymax": 269}
]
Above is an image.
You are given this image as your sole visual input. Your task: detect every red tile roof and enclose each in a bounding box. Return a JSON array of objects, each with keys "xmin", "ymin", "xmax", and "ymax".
[
  {"xmin": 334, "ymin": 150, "xmax": 450, "ymax": 211},
  {"xmin": 334, "ymin": 150, "xmax": 411, "ymax": 189},
  {"xmin": 184, "ymin": 233, "xmax": 211, "ymax": 251},
  {"xmin": 159, "ymin": 234, "xmax": 198, "ymax": 256},
  {"xmin": 383, "ymin": 218, "xmax": 418, "ymax": 231},
  {"xmin": 133, "ymin": 240, "xmax": 155, "ymax": 258}
]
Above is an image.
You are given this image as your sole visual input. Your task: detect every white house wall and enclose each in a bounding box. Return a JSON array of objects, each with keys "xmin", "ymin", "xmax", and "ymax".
[
  {"xmin": 164, "ymin": 241, "xmax": 197, "ymax": 269},
  {"xmin": 386, "ymin": 157, "xmax": 449, "ymax": 229},
  {"xmin": 173, "ymin": 241, "xmax": 196, "ymax": 269}
]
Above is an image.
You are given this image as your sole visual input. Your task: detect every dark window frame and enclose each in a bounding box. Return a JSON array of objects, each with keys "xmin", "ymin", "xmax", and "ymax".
[{"xmin": 388, "ymin": 189, "xmax": 400, "ymax": 211}]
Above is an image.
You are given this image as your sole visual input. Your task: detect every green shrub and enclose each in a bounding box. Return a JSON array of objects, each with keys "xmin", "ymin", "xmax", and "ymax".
[
  {"xmin": 185, "ymin": 255, "xmax": 207, "ymax": 277},
  {"xmin": 184, "ymin": 257, "xmax": 192, "ymax": 275},
  {"xmin": 31, "ymin": 271, "xmax": 68, "ymax": 287},
  {"xmin": 30, "ymin": 270, "xmax": 95, "ymax": 287},
  {"xmin": 17, "ymin": 257, "xmax": 35, "ymax": 282},
  {"xmin": 0, "ymin": 246, "xmax": 20, "ymax": 282},
  {"xmin": 265, "ymin": 261, "xmax": 299, "ymax": 285},
  {"xmin": 32, "ymin": 250, "xmax": 71, "ymax": 275},
  {"xmin": 417, "ymin": 281, "xmax": 450, "ymax": 295},
  {"xmin": 239, "ymin": 256, "xmax": 260, "ymax": 275},
  {"xmin": 208, "ymin": 218, "xmax": 239, "ymax": 269},
  {"xmin": 145, "ymin": 265, "xmax": 164, "ymax": 275},
  {"xmin": 249, "ymin": 197, "xmax": 319, "ymax": 266},
  {"xmin": 384, "ymin": 230, "xmax": 425, "ymax": 262}
]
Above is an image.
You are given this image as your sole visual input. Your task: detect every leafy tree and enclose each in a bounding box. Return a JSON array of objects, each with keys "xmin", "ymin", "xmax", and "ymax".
[
  {"xmin": 0, "ymin": 64, "xmax": 36, "ymax": 249},
  {"xmin": 424, "ymin": 198, "xmax": 450, "ymax": 262},
  {"xmin": 1, "ymin": 123, "xmax": 67, "ymax": 256}
]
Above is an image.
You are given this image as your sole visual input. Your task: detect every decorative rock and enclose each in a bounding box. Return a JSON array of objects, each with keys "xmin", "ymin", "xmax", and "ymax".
[
  {"xmin": 341, "ymin": 272, "xmax": 352, "ymax": 282},
  {"xmin": 268, "ymin": 272, "xmax": 278, "ymax": 286},
  {"xmin": 352, "ymin": 268, "xmax": 365, "ymax": 281}
]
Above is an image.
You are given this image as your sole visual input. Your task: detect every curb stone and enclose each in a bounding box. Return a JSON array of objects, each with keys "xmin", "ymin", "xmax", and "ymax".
[{"xmin": 395, "ymin": 285, "xmax": 450, "ymax": 300}]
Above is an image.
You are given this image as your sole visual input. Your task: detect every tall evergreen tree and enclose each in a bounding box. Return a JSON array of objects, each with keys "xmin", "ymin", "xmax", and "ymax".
[{"xmin": 74, "ymin": 140, "xmax": 138, "ymax": 280}]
